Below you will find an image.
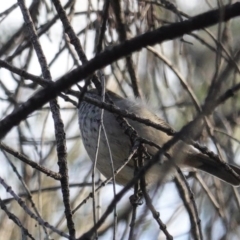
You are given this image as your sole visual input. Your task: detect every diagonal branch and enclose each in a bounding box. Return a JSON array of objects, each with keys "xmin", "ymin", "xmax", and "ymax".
[{"xmin": 0, "ymin": 2, "xmax": 240, "ymax": 139}]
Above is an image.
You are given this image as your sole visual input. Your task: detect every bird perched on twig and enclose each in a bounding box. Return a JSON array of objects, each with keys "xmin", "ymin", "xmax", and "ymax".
[{"xmin": 78, "ymin": 89, "xmax": 240, "ymax": 187}]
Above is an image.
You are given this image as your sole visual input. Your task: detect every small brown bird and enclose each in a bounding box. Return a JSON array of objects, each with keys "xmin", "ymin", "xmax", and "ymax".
[{"xmin": 78, "ymin": 89, "xmax": 240, "ymax": 186}]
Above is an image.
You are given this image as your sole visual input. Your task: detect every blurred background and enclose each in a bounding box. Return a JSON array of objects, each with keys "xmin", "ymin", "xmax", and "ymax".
[{"xmin": 0, "ymin": 0, "xmax": 240, "ymax": 239}]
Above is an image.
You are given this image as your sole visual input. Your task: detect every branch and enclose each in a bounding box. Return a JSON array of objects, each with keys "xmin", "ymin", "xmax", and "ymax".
[{"xmin": 0, "ymin": 2, "xmax": 240, "ymax": 139}]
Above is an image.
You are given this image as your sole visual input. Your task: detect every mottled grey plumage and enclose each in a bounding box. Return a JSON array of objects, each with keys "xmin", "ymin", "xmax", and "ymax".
[{"xmin": 78, "ymin": 89, "xmax": 240, "ymax": 186}]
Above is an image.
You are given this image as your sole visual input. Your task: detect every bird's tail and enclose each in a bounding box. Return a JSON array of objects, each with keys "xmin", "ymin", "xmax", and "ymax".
[{"xmin": 184, "ymin": 153, "xmax": 240, "ymax": 186}]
